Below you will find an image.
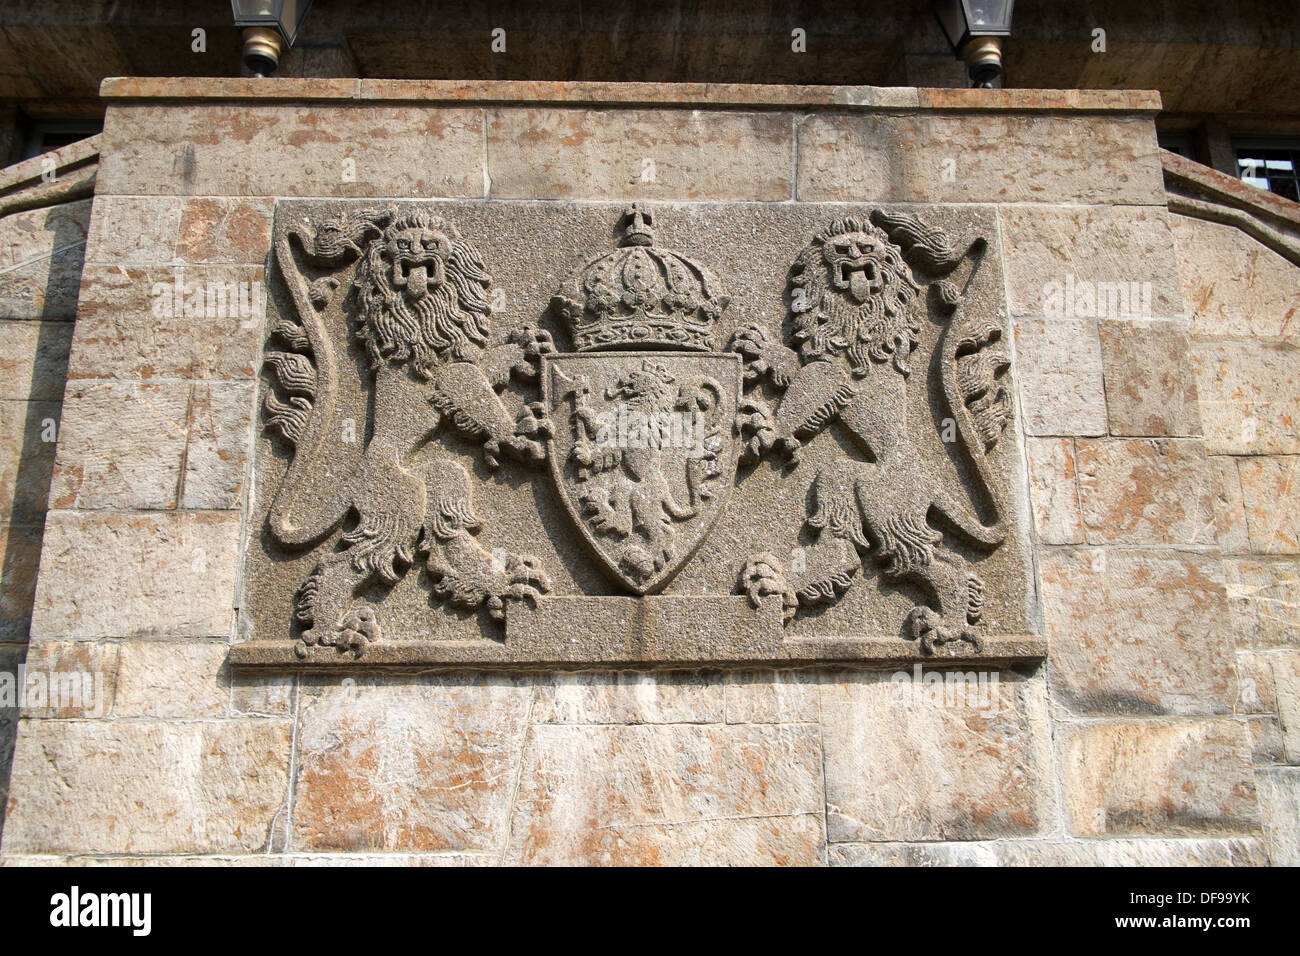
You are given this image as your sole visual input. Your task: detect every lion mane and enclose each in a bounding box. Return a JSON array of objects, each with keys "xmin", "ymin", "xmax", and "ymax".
[
  {"xmin": 788, "ymin": 216, "xmax": 923, "ymax": 377},
  {"xmin": 352, "ymin": 210, "xmax": 493, "ymax": 380}
]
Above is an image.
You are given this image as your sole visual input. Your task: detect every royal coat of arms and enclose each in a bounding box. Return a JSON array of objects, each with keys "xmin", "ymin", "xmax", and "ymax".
[{"xmin": 235, "ymin": 199, "xmax": 1041, "ymax": 667}]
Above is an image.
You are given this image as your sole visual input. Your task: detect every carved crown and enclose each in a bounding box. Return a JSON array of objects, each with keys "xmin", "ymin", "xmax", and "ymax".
[{"xmin": 551, "ymin": 205, "xmax": 730, "ymax": 352}]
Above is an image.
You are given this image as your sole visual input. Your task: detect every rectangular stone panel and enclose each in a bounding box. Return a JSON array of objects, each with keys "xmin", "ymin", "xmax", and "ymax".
[{"xmin": 232, "ymin": 199, "xmax": 1041, "ymax": 669}]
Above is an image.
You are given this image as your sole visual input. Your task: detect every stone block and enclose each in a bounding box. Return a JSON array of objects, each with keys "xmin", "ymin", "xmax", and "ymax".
[
  {"xmin": 31, "ymin": 510, "xmax": 240, "ymax": 640},
  {"xmin": 292, "ymin": 676, "xmax": 533, "ymax": 853},
  {"xmin": 994, "ymin": 837, "xmax": 1267, "ymax": 866},
  {"xmin": 1254, "ymin": 767, "xmax": 1300, "ymax": 865},
  {"xmin": 1238, "ymin": 457, "xmax": 1300, "ymax": 554},
  {"xmin": 47, "ymin": 382, "xmax": 189, "ymax": 511},
  {"xmin": 0, "ymin": 320, "xmax": 72, "ymax": 401},
  {"xmin": 1192, "ymin": 340, "xmax": 1300, "ymax": 456},
  {"xmin": 112, "ymin": 640, "xmax": 229, "ymax": 719},
  {"xmin": 67, "ymin": 265, "xmax": 265, "ymax": 381},
  {"xmin": 0, "ymin": 399, "xmax": 59, "ymax": 523},
  {"xmin": 176, "ymin": 197, "xmax": 275, "ymax": 265},
  {"xmin": 16, "ymin": 640, "xmax": 118, "ymax": 718},
  {"xmin": 1075, "ymin": 438, "xmax": 1217, "ymax": 546},
  {"xmin": 1170, "ymin": 217, "xmax": 1300, "ymax": 344},
  {"xmin": 1099, "ymin": 320, "xmax": 1201, "ymax": 437},
  {"xmin": 84, "ymin": 196, "xmax": 182, "ymax": 266},
  {"xmin": 1224, "ymin": 559, "xmax": 1300, "ymax": 648},
  {"xmin": 797, "ymin": 113, "xmax": 1164, "ymax": 205},
  {"xmin": 99, "ymin": 104, "xmax": 485, "ymax": 198},
  {"xmin": 724, "ymin": 669, "xmax": 819, "ymax": 724},
  {"xmin": 0, "ymin": 199, "xmax": 91, "ymax": 321},
  {"xmin": 506, "ymin": 721, "xmax": 824, "ymax": 865},
  {"xmin": 1062, "ymin": 719, "xmax": 1257, "ymax": 837},
  {"xmin": 1040, "ymin": 550, "xmax": 1236, "ymax": 716},
  {"xmin": 1274, "ymin": 652, "xmax": 1300, "ymax": 763},
  {"xmin": 1, "ymin": 718, "xmax": 291, "ymax": 854},
  {"xmin": 181, "ymin": 382, "xmax": 254, "ymax": 510},
  {"xmin": 1025, "ymin": 437, "xmax": 1084, "ymax": 544},
  {"xmin": 819, "ymin": 672, "xmax": 1049, "ymax": 842},
  {"xmin": 0, "ymin": 524, "xmax": 41, "ymax": 641},
  {"xmin": 1210, "ymin": 457, "xmax": 1250, "ymax": 554},
  {"xmin": 1013, "ymin": 318, "xmax": 1107, "ymax": 436},
  {"xmin": 531, "ymin": 670, "xmax": 724, "ymax": 725},
  {"xmin": 487, "ymin": 108, "xmax": 793, "ymax": 201},
  {"xmin": 999, "ymin": 205, "xmax": 1184, "ymax": 319}
]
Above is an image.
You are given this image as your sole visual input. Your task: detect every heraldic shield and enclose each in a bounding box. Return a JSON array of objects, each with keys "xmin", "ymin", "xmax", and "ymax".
[{"xmin": 542, "ymin": 351, "xmax": 741, "ymax": 594}]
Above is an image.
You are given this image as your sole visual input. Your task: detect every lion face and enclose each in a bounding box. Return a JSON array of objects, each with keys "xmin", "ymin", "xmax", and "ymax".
[
  {"xmin": 789, "ymin": 217, "xmax": 923, "ymax": 378},
  {"xmin": 606, "ymin": 360, "xmax": 677, "ymax": 412},
  {"xmin": 353, "ymin": 211, "xmax": 492, "ymax": 380}
]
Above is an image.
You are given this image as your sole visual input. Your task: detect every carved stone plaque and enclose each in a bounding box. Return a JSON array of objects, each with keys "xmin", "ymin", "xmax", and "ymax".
[{"xmin": 232, "ymin": 200, "xmax": 1044, "ymax": 667}]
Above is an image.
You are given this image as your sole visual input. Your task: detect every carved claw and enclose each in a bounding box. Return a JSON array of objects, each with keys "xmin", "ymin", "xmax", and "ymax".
[
  {"xmin": 484, "ymin": 553, "xmax": 552, "ymax": 621},
  {"xmin": 296, "ymin": 604, "xmax": 381, "ymax": 659},
  {"xmin": 739, "ymin": 553, "xmax": 798, "ymax": 624},
  {"xmin": 729, "ymin": 323, "xmax": 798, "ymax": 388},
  {"xmin": 735, "ymin": 397, "xmax": 777, "ymax": 464},
  {"xmin": 507, "ymin": 324, "xmax": 555, "ymax": 382},
  {"xmin": 905, "ymin": 606, "xmax": 984, "ymax": 655}
]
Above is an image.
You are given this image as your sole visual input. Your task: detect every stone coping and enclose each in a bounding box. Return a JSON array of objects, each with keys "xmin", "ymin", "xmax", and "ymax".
[
  {"xmin": 1162, "ymin": 149, "xmax": 1300, "ymax": 229},
  {"xmin": 99, "ymin": 77, "xmax": 1162, "ymax": 113},
  {"xmin": 0, "ymin": 133, "xmax": 99, "ymax": 197}
]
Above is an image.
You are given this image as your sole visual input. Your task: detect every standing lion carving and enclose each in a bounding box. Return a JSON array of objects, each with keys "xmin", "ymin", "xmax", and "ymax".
[
  {"xmin": 731, "ymin": 210, "xmax": 1013, "ymax": 652},
  {"xmin": 263, "ymin": 207, "xmax": 554, "ymax": 657}
]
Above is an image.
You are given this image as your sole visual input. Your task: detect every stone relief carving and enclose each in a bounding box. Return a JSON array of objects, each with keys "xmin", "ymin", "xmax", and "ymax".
[
  {"xmin": 731, "ymin": 211, "xmax": 1012, "ymax": 653},
  {"xmin": 238, "ymin": 200, "xmax": 1038, "ymax": 667},
  {"xmin": 262, "ymin": 207, "xmax": 554, "ymax": 657}
]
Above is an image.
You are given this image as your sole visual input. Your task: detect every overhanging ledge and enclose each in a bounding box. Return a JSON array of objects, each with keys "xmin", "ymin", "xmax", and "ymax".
[{"xmin": 98, "ymin": 76, "xmax": 1162, "ymax": 113}]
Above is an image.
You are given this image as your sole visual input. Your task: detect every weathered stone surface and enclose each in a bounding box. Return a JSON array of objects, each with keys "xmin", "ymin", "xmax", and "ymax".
[
  {"xmin": 1099, "ymin": 320, "xmax": 1201, "ymax": 437},
  {"xmin": 31, "ymin": 510, "xmax": 240, "ymax": 640},
  {"xmin": 99, "ymin": 104, "xmax": 485, "ymax": 198},
  {"xmin": 230, "ymin": 675, "xmax": 294, "ymax": 718},
  {"xmin": 487, "ymin": 109, "xmax": 792, "ymax": 201},
  {"xmin": 0, "ymin": 198, "xmax": 90, "ymax": 321},
  {"xmin": 1273, "ymin": 652, "xmax": 1300, "ymax": 764},
  {"xmin": 0, "ymin": 852, "xmax": 498, "ymax": 867},
  {"xmin": 1075, "ymin": 438, "xmax": 1217, "ymax": 546},
  {"xmin": 176, "ymin": 197, "xmax": 275, "ymax": 265},
  {"xmin": 1, "ymin": 718, "xmax": 291, "ymax": 855},
  {"xmin": 994, "ymin": 837, "xmax": 1268, "ymax": 866},
  {"xmin": 67, "ymin": 265, "xmax": 265, "ymax": 381},
  {"xmin": 532, "ymin": 671, "xmax": 724, "ymax": 725},
  {"xmin": 506, "ymin": 722, "xmax": 824, "ymax": 865},
  {"xmin": 112, "ymin": 640, "xmax": 228, "ymax": 719},
  {"xmin": 1013, "ymin": 318, "xmax": 1107, "ymax": 436},
  {"xmin": 0, "ymin": 523, "xmax": 41, "ymax": 641},
  {"xmin": 1170, "ymin": 216, "xmax": 1300, "ymax": 344},
  {"xmin": 1248, "ymin": 716, "xmax": 1286, "ymax": 765},
  {"xmin": 829, "ymin": 842, "xmax": 997, "ymax": 866},
  {"xmin": 1040, "ymin": 550, "xmax": 1236, "ymax": 716},
  {"xmin": 181, "ymin": 382, "xmax": 254, "ymax": 510},
  {"xmin": 292, "ymin": 676, "xmax": 533, "ymax": 852},
  {"xmin": 797, "ymin": 114, "xmax": 1164, "ymax": 205},
  {"xmin": 1235, "ymin": 649, "xmax": 1278, "ymax": 714},
  {"xmin": 1026, "ymin": 437, "xmax": 1084, "ymax": 544},
  {"xmin": 1224, "ymin": 559, "xmax": 1300, "ymax": 648},
  {"xmin": 1238, "ymin": 457, "xmax": 1300, "ymax": 554},
  {"xmin": 999, "ymin": 206, "xmax": 1184, "ymax": 319},
  {"xmin": 833, "ymin": 837, "xmax": 1268, "ymax": 866},
  {"xmin": 1192, "ymin": 340, "xmax": 1300, "ymax": 456},
  {"xmin": 16, "ymin": 640, "xmax": 118, "ymax": 718},
  {"xmin": 1255, "ymin": 767, "xmax": 1300, "ymax": 865},
  {"xmin": 819, "ymin": 672, "xmax": 1048, "ymax": 843},
  {"xmin": 83, "ymin": 196, "xmax": 182, "ymax": 266},
  {"xmin": 724, "ymin": 670, "xmax": 819, "ymax": 724},
  {"xmin": 0, "ymin": 320, "xmax": 72, "ymax": 401},
  {"xmin": 0, "ymin": 399, "xmax": 59, "ymax": 523},
  {"xmin": 1210, "ymin": 457, "xmax": 1251, "ymax": 554},
  {"xmin": 1062, "ymin": 719, "xmax": 1257, "ymax": 837},
  {"xmin": 47, "ymin": 382, "xmax": 189, "ymax": 511}
]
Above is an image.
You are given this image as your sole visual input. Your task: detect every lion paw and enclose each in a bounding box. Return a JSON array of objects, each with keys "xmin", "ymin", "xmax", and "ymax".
[
  {"xmin": 739, "ymin": 553, "xmax": 798, "ymax": 623},
  {"xmin": 729, "ymin": 323, "xmax": 797, "ymax": 388},
  {"xmin": 484, "ymin": 552, "xmax": 552, "ymax": 621},
  {"xmin": 508, "ymin": 402, "xmax": 552, "ymax": 462},
  {"xmin": 905, "ymin": 606, "xmax": 983, "ymax": 655},
  {"xmin": 295, "ymin": 604, "xmax": 381, "ymax": 659}
]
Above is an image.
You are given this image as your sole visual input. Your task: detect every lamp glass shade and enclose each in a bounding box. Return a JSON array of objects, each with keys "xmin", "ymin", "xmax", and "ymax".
[
  {"xmin": 231, "ymin": 0, "xmax": 309, "ymax": 44},
  {"xmin": 932, "ymin": 0, "xmax": 1015, "ymax": 50}
]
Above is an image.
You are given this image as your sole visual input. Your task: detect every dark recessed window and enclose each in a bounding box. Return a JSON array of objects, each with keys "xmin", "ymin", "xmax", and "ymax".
[
  {"xmin": 1158, "ymin": 132, "xmax": 1194, "ymax": 157},
  {"xmin": 1234, "ymin": 143, "xmax": 1300, "ymax": 202},
  {"xmin": 21, "ymin": 119, "xmax": 103, "ymax": 162}
]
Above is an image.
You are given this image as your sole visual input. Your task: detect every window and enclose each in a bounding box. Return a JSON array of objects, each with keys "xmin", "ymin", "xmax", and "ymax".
[
  {"xmin": 1234, "ymin": 142, "xmax": 1300, "ymax": 202},
  {"xmin": 1158, "ymin": 131, "xmax": 1194, "ymax": 157},
  {"xmin": 20, "ymin": 119, "xmax": 103, "ymax": 162}
]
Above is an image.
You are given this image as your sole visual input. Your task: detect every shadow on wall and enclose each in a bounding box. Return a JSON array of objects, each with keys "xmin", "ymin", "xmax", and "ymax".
[{"xmin": 0, "ymin": 200, "xmax": 87, "ymax": 837}]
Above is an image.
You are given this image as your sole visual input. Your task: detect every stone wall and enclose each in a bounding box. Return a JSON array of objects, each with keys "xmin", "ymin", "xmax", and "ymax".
[
  {"xmin": 0, "ymin": 136, "xmax": 95, "ymax": 834},
  {"xmin": 0, "ymin": 80, "xmax": 1294, "ymax": 865}
]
